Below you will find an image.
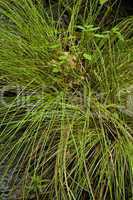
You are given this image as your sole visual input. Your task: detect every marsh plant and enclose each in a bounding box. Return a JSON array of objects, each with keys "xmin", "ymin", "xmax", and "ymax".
[{"xmin": 0, "ymin": 0, "xmax": 133, "ymax": 199}]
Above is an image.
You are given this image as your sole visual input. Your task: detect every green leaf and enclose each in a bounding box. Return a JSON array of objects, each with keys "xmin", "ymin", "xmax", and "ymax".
[
  {"xmin": 94, "ymin": 33, "xmax": 107, "ymax": 38},
  {"xmin": 99, "ymin": 0, "xmax": 108, "ymax": 5},
  {"xmin": 50, "ymin": 44, "xmax": 60, "ymax": 49},
  {"xmin": 52, "ymin": 65, "xmax": 61, "ymax": 73},
  {"xmin": 83, "ymin": 53, "xmax": 93, "ymax": 61},
  {"xmin": 112, "ymin": 27, "xmax": 124, "ymax": 41},
  {"xmin": 76, "ymin": 25, "xmax": 85, "ymax": 31},
  {"xmin": 84, "ymin": 25, "xmax": 100, "ymax": 32}
]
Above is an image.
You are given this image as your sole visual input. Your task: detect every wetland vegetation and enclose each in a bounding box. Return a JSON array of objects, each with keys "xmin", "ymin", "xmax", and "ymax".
[{"xmin": 0, "ymin": 0, "xmax": 133, "ymax": 199}]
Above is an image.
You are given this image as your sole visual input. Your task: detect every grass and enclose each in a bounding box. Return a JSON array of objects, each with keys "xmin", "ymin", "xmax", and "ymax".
[{"xmin": 0, "ymin": 0, "xmax": 133, "ymax": 199}]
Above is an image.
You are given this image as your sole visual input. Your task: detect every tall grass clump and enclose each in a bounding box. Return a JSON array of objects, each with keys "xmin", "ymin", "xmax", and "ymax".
[{"xmin": 0, "ymin": 0, "xmax": 133, "ymax": 199}]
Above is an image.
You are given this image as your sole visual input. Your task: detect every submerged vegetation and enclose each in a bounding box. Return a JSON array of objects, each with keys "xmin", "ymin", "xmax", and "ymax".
[{"xmin": 0, "ymin": 0, "xmax": 133, "ymax": 199}]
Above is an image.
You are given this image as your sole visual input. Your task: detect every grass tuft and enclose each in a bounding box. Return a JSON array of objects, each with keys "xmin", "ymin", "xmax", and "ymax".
[{"xmin": 0, "ymin": 0, "xmax": 133, "ymax": 199}]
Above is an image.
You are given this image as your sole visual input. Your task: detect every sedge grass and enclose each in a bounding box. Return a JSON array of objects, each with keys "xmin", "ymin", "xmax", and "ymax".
[{"xmin": 0, "ymin": 0, "xmax": 133, "ymax": 199}]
